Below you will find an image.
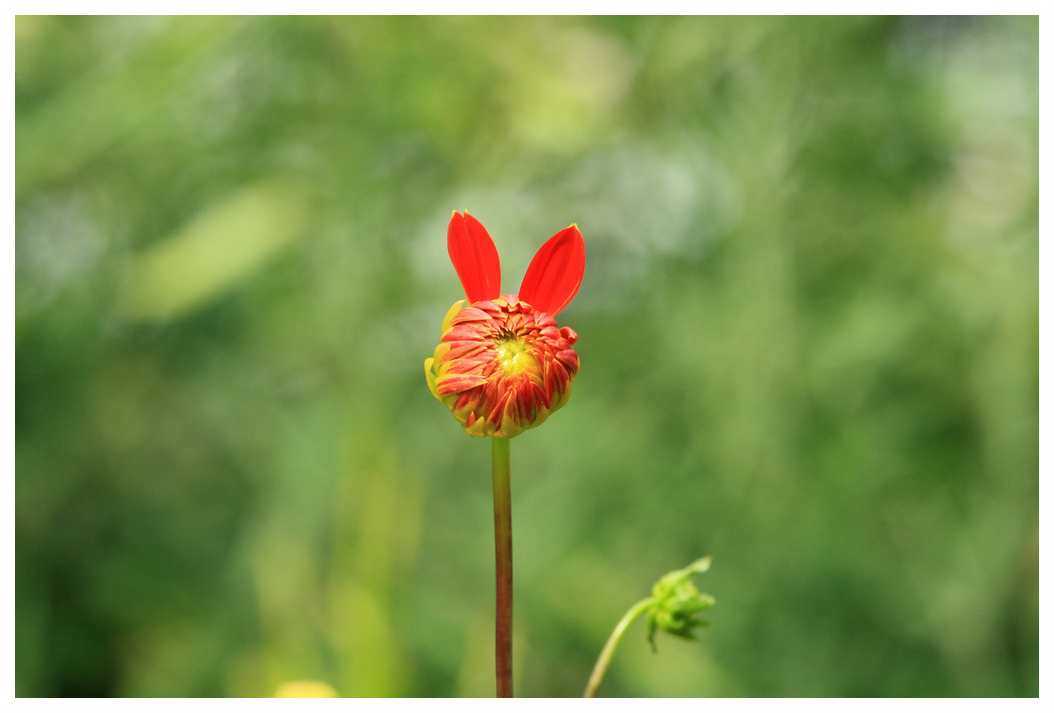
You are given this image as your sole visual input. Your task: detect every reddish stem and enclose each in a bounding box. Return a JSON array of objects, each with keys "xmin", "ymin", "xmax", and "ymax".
[{"xmin": 491, "ymin": 436, "xmax": 513, "ymax": 697}]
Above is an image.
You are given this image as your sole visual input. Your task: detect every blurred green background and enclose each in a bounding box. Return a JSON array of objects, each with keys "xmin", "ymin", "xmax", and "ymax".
[{"xmin": 15, "ymin": 16, "xmax": 1037, "ymax": 697}]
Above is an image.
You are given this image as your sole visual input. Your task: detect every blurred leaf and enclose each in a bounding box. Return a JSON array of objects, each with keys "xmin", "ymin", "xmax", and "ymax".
[{"xmin": 116, "ymin": 179, "xmax": 312, "ymax": 321}]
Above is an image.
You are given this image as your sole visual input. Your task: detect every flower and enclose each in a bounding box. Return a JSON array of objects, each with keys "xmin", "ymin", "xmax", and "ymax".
[{"xmin": 425, "ymin": 211, "xmax": 585, "ymax": 438}]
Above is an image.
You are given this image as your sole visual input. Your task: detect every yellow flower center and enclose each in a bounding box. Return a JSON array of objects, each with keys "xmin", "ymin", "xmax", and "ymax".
[{"xmin": 495, "ymin": 336, "xmax": 539, "ymax": 377}]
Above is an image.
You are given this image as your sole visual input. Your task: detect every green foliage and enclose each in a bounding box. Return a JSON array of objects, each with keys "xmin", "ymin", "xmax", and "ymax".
[{"xmin": 16, "ymin": 16, "xmax": 1037, "ymax": 697}]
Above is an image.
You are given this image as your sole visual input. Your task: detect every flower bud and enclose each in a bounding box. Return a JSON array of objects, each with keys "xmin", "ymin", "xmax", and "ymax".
[
  {"xmin": 425, "ymin": 295, "xmax": 580, "ymax": 439},
  {"xmin": 647, "ymin": 557, "xmax": 715, "ymax": 651}
]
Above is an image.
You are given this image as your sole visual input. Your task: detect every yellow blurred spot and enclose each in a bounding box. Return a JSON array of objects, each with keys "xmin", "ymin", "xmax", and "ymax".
[
  {"xmin": 273, "ymin": 680, "xmax": 338, "ymax": 698},
  {"xmin": 117, "ymin": 179, "xmax": 312, "ymax": 321}
]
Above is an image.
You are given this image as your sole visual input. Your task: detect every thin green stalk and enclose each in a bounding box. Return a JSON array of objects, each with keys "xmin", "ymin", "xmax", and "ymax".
[
  {"xmin": 583, "ymin": 597, "xmax": 655, "ymax": 698},
  {"xmin": 491, "ymin": 436, "xmax": 513, "ymax": 698}
]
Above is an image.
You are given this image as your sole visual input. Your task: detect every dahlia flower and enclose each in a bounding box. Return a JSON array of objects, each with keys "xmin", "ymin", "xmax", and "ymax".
[{"xmin": 425, "ymin": 211, "xmax": 584, "ymax": 438}]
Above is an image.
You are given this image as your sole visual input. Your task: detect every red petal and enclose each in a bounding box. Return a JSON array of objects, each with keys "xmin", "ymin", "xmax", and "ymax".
[
  {"xmin": 436, "ymin": 373, "xmax": 487, "ymax": 395},
  {"xmin": 448, "ymin": 211, "xmax": 501, "ymax": 304},
  {"xmin": 518, "ymin": 225, "xmax": 585, "ymax": 317}
]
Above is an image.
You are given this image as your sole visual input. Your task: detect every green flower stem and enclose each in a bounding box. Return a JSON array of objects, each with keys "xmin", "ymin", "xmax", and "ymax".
[
  {"xmin": 491, "ymin": 436, "xmax": 513, "ymax": 697},
  {"xmin": 583, "ymin": 597, "xmax": 656, "ymax": 698}
]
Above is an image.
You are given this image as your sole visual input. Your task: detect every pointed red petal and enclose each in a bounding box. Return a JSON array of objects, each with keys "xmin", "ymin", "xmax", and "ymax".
[
  {"xmin": 448, "ymin": 211, "xmax": 501, "ymax": 304},
  {"xmin": 518, "ymin": 224, "xmax": 585, "ymax": 317}
]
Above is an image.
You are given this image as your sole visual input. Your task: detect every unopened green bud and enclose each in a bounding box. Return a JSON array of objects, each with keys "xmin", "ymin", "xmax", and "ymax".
[{"xmin": 647, "ymin": 557, "xmax": 715, "ymax": 652}]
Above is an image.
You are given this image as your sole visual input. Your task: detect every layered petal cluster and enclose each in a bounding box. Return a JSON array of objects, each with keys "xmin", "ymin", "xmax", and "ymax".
[
  {"xmin": 427, "ymin": 296, "xmax": 580, "ymax": 438},
  {"xmin": 425, "ymin": 212, "xmax": 585, "ymax": 438}
]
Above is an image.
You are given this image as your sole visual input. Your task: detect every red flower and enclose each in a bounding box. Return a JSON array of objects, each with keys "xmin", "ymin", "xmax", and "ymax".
[{"xmin": 425, "ymin": 211, "xmax": 585, "ymax": 438}]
